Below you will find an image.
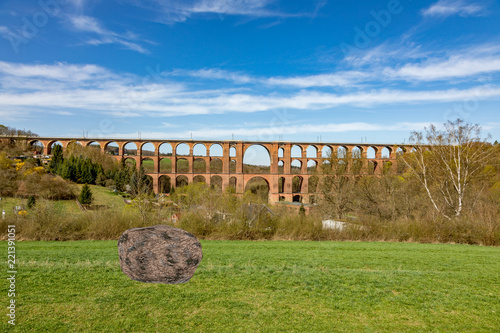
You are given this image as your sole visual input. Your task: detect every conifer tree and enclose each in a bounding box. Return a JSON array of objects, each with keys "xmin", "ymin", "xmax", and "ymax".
[{"xmin": 78, "ymin": 184, "xmax": 93, "ymax": 205}]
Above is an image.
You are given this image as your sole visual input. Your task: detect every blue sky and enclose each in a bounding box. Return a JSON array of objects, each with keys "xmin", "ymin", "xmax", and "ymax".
[{"xmin": 1, "ymin": 0, "xmax": 500, "ymax": 144}]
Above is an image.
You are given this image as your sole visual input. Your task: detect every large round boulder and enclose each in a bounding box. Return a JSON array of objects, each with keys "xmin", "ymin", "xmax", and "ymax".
[{"xmin": 118, "ymin": 225, "xmax": 202, "ymax": 284}]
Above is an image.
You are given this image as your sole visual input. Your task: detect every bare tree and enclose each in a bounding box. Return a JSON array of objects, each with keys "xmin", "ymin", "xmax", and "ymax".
[{"xmin": 401, "ymin": 119, "xmax": 497, "ymax": 220}]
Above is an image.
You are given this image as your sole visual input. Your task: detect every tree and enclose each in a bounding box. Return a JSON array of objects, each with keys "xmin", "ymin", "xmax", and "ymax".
[
  {"xmin": 400, "ymin": 119, "xmax": 497, "ymax": 220},
  {"xmin": 48, "ymin": 145, "xmax": 64, "ymax": 173},
  {"xmin": 27, "ymin": 195, "xmax": 36, "ymax": 209},
  {"xmin": 78, "ymin": 184, "xmax": 93, "ymax": 205}
]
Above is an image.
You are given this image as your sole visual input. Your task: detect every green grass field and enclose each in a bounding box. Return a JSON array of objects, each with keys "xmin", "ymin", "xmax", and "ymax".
[{"xmin": 1, "ymin": 241, "xmax": 499, "ymax": 332}]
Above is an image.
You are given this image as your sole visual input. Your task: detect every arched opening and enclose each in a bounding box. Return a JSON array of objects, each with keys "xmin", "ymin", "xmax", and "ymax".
[
  {"xmin": 351, "ymin": 159, "xmax": 363, "ymax": 174},
  {"xmin": 48, "ymin": 141, "xmax": 63, "ymax": 155},
  {"xmin": 176, "ymin": 175, "xmax": 189, "ymax": 188},
  {"xmin": 243, "ymin": 145, "xmax": 271, "ymax": 174},
  {"xmin": 337, "ymin": 146, "xmax": 347, "ymax": 159},
  {"xmin": 292, "ymin": 176, "xmax": 303, "ymax": 193},
  {"xmin": 145, "ymin": 175, "xmax": 154, "ymax": 194},
  {"xmin": 382, "ymin": 147, "xmax": 391, "ymax": 159},
  {"xmin": 291, "ymin": 145, "xmax": 302, "ymax": 158},
  {"xmin": 194, "ymin": 158, "xmax": 207, "ymax": 173},
  {"xmin": 245, "ymin": 177, "xmax": 270, "ymax": 202},
  {"xmin": 67, "ymin": 141, "xmax": 82, "ymax": 150},
  {"xmin": 141, "ymin": 142, "xmax": 155, "ymax": 156},
  {"xmin": 105, "ymin": 142, "xmax": 119, "ymax": 156},
  {"xmin": 210, "ymin": 158, "xmax": 223, "ymax": 173},
  {"xmin": 322, "ymin": 145, "xmax": 332, "ymax": 158},
  {"xmin": 367, "ymin": 147, "xmax": 377, "ymax": 159},
  {"xmin": 176, "ymin": 143, "xmax": 190, "ymax": 156},
  {"xmin": 337, "ymin": 160, "xmax": 348, "ymax": 174},
  {"xmin": 308, "ymin": 176, "xmax": 319, "ymax": 193},
  {"xmin": 368, "ymin": 161, "xmax": 377, "ymax": 175},
  {"xmin": 159, "ymin": 175, "xmax": 171, "ymax": 193},
  {"xmin": 322, "ymin": 160, "xmax": 332, "ymax": 173},
  {"xmin": 229, "ymin": 177, "xmax": 237, "ymax": 191},
  {"xmin": 291, "ymin": 159, "xmax": 302, "ymax": 174},
  {"xmin": 86, "ymin": 141, "xmax": 101, "ymax": 149},
  {"xmin": 124, "ymin": 157, "xmax": 136, "ymax": 169},
  {"xmin": 159, "ymin": 143, "xmax": 173, "ymax": 156},
  {"xmin": 142, "ymin": 158, "xmax": 154, "ymax": 173},
  {"xmin": 352, "ymin": 146, "xmax": 363, "ymax": 159},
  {"xmin": 210, "ymin": 143, "xmax": 223, "ymax": 157},
  {"xmin": 193, "ymin": 144, "xmax": 207, "ymax": 156},
  {"xmin": 193, "ymin": 175, "xmax": 206, "ymax": 184},
  {"xmin": 160, "ymin": 158, "xmax": 172, "ymax": 173},
  {"xmin": 306, "ymin": 146, "xmax": 318, "ymax": 158},
  {"xmin": 278, "ymin": 147, "xmax": 284, "ymax": 158},
  {"xmin": 176, "ymin": 158, "xmax": 189, "ymax": 173},
  {"xmin": 293, "ymin": 195, "xmax": 302, "ymax": 203},
  {"xmin": 278, "ymin": 177, "xmax": 285, "ymax": 193},
  {"xmin": 307, "ymin": 160, "xmax": 317, "ymax": 174},
  {"xmin": 124, "ymin": 142, "xmax": 137, "ymax": 156},
  {"xmin": 210, "ymin": 175, "xmax": 223, "ymax": 191},
  {"xmin": 29, "ymin": 140, "xmax": 44, "ymax": 154},
  {"xmin": 230, "ymin": 147, "xmax": 236, "ymax": 157},
  {"xmin": 396, "ymin": 147, "xmax": 405, "ymax": 157},
  {"xmin": 278, "ymin": 160, "xmax": 284, "ymax": 174},
  {"xmin": 230, "ymin": 159, "xmax": 236, "ymax": 173}
]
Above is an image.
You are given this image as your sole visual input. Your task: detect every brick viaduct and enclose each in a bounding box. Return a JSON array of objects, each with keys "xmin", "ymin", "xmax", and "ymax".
[{"xmin": 2, "ymin": 136, "xmax": 413, "ymax": 204}]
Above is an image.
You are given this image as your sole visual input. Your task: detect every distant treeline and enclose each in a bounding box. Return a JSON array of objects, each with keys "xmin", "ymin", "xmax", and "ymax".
[{"xmin": 0, "ymin": 124, "xmax": 38, "ymax": 137}]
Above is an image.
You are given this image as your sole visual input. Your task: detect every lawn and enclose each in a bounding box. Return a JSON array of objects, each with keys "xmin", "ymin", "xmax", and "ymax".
[{"xmin": 1, "ymin": 241, "xmax": 499, "ymax": 332}]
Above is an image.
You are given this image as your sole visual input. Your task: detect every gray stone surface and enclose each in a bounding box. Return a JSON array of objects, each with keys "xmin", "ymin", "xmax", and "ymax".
[{"xmin": 118, "ymin": 225, "xmax": 202, "ymax": 284}]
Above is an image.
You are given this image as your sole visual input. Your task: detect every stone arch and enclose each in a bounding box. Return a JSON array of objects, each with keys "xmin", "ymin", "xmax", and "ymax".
[
  {"xmin": 123, "ymin": 142, "xmax": 138, "ymax": 156},
  {"xmin": 322, "ymin": 145, "xmax": 333, "ymax": 158},
  {"xmin": 210, "ymin": 158, "xmax": 223, "ymax": 173},
  {"xmin": 177, "ymin": 158, "xmax": 189, "ymax": 173},
  {"xmin": 159, "ymin": 175, "xmax": 171, "ymax": 193},
  {"xmin": 381, "ymin": 147, "xmax": 392, "ymax": 159},
  {"xmin": 193, "ymin": 143, "xmax": 207, "ymax": 156},
  {"xmin": 230, "ymin": 146, "xmax": 237, "ymax": 157},
  {"xmin": 29, "ymin": 140, "xmax": 44, "ymax": 154},
  {"xmin": 307, "ymin": 160, "xmax": 317, "ymax": 174},
  {"xmin": 194, "ymin": 158, "xmax": 206, "ymax": 173},
  {"xmin": 176, "ymin": 143, "xmax": 190, "ymax": 156},
  {"xmin": 176, "ymin": 175, "xmax": 189, "ymax": 188},
  {"xmin": 209, "ymin": 143, "xmax": 223, "ymax": 157},
  {"xmin": 47, "ymin": 141, "xmax": 63, "ymax": 155},
  {"xmin": 291, "ymin": 159, "xmax": 302, "ymax": 174},
  {"xmin": 278, "ymin": 147, "xmax": 284, "ymax": 158},
  {"xmin": 230, "ymin": 159, "xmax": 237, "ymax": 173},
  {"xmin": 278, "ymin": 176, "xmax": 285, "ymax": 193},
  {"xmin": 306, "ymin": 145, "xmax": 318, "ymax": 158},
  {"xmin": 368, "ymin": 160, "xmax": 377, "ymax": 175},
  {"xmin": 243, "ymin": 145, "xmax": 271, "ymax": 174},
  {"xmin": 141, "ymin": 157, "xmax": 154, "ymax": 173},
  {"xmin": 278, "ymin": 160, "xmax": 284, "ymax": 174},
  {"xmin": 292, "ymin": 176, "xmax": 303, "ymax": 193},
  {"xmin": 160, "ymin": 158, "xmax": 172, "ymax": 173},
  {"xmin": 194, "ymin": 175, "xmax": 206, "ymax": 184},
  {"xmin": 229, "ymin": 177, "xmax": 237, "ymax": 190},
  {"xmin": 396, "ymin": 147, "xmax": 406, "ymax": 156},
  {"xmin": 210, "ymin": 175, "xmax": 223, "ymax": 190},
  {"xmin": 352, "ymin": 146, "xmax": 363, "ymax": 159},
  {"xmin": 86, "ymin": 141, "xmax": 101, "ymax": 149},
  {"xmin": 292, "ymin": 195, "xmax": 302, "ymax": 203},
  {"xmin": 66, "ymin": 140, "xmax": 82, "ymax": 150},
  {"xmin": 367, "ymin": 147, "xmax": 377, "ymax": 159},
  {"xmin": 141, "ymin": 142, "xmax": 155, "ymax": 156},
  {"xmin": 105, "ymin": 142, "xmax": 119, "ymax": 155},
  {"xmin": 383, "ymin": 161, "xmax": 393, "ymax": 174},
  {"xmin": 291, "ymin": 145, "xmax": 302, "ymax": 158},
  {"xmin": 337, "ymin": 146, "xmax": 348, "ymax": 158},
  {"xmin": 245, "ymin": 176, "xmax": 270, "ymax": 202},
  {"xmin": 159, "ymin": 143, "xmax": 173, "ymax": 156}
]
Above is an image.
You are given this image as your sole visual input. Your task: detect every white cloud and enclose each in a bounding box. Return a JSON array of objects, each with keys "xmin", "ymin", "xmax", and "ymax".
[
  {"xmin": 67, "ymin": 15, "xmax": 148, "ymax": 53},
  {"xmin": 422, "ymin": 0, "xmax": 485, "ymax": 18}
]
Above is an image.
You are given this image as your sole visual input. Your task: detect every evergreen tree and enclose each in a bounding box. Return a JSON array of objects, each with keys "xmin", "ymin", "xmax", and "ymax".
[
  {"xmin": 129, "ymin": 166, "xmax": 152, "ymax": 196},
  {"xmin": 48, "ymin": 145, "xmax": 64, "ymax": 173},
  {"xmin": 78, "ymin": 184, "xmax": 93, "ymax": 205}
]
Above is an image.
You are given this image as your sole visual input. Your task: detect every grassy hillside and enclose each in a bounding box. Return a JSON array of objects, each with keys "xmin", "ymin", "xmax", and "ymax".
[{"xmin": 1, "ymin": 240, "xmax": 499, "ymax": 332}]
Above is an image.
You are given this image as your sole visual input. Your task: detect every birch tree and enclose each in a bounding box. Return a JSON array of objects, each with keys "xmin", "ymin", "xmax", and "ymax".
[{"xmin": 401, "ymin": 119, "xmax": 497, "ymax": 220}]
